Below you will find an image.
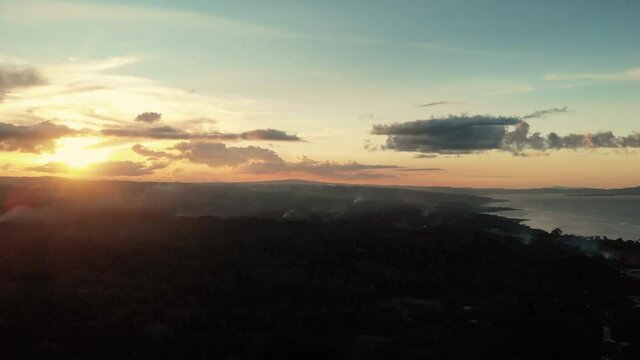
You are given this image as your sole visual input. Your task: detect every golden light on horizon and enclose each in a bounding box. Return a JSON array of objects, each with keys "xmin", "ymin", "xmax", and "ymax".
[{"xmin": 39, "ymin": 137, "xmax": 112, "ymax": 169}]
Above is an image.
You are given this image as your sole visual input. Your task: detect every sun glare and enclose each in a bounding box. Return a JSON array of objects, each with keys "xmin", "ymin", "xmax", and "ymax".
[{"xmin": 40, "ymin": 137, "xmax": 112, "ymax": 169}]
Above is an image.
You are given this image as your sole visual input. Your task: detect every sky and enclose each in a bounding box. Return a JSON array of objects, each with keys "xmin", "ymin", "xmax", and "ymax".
[{"xmin": 0, "ymin": 0, "xmax": 639, "ymax": 188}]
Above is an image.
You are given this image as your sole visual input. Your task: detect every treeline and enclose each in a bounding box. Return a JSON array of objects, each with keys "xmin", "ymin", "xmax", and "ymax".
[{"xmin": 0, "ymin": 209, "xmax": 638, "ymax": 359}]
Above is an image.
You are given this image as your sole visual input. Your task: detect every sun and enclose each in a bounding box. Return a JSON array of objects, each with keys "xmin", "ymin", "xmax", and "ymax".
[{"xmin": 39, "ymin": 137, "xmax": 112, "ymax": 169}]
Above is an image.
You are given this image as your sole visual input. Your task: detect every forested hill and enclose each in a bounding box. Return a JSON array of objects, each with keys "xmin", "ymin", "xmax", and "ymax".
[
  {"xmin": 0, "ymin": 176, "xmax": 492, "ymax": 219},
  {"xmin": 0, "ymin": 206, "xmax": 639, "ymax": 359}
]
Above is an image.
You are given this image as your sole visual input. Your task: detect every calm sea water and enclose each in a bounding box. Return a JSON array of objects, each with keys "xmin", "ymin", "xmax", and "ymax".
[{"xmin": 489, "ymin": 194, "xmax": 640, "ymax": 240}]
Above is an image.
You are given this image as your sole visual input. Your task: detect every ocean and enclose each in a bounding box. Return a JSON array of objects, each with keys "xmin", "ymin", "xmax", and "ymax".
[{"xmin": 489, "ymin": 194, "xmax": 640, "ymax": 240}]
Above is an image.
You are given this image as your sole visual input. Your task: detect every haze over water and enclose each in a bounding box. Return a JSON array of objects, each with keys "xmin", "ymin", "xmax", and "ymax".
[{"xmin": 493, "ymin": 194, "xmax": 640, "ymax": 240}]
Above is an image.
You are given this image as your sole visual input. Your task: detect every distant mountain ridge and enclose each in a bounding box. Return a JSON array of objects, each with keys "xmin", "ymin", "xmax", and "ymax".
[
  {"xmin": 0, "ymin": 176, "xmax": 493, "ymax": 221},
  {"xmin": 403, "ymin": 185, "xmax": 640, "ymax": 196}
]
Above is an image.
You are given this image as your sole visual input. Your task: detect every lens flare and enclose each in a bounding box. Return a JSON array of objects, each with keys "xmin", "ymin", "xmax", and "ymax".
[{"xmin": 39, "ymin": 137, "xmax": 112, "ymax": 169}]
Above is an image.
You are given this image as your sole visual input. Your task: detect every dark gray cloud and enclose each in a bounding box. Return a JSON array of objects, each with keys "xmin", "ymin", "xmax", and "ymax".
[
  {"xmin": 373, "ymin": 115, "xmax": 520, "ymax": 153},
  {"xmin": 0, "ymin": 121, "xmax": 81, "ymax": 153},
  {"xmin": 418, "ymin": 101, "xmax": 458, "ymax": 108},
  {"xmin": 502, "ymin": 124, "xmax": 640, "ymax": 155},
  {"xmin": 620, "ymin": 133, "xmax": 640, "ymax": 147},
  {"xmin": 521, "ymin": 106, "xmax": 570, "ymax": 120},
  {"xmin": 373, "ymin": 114, "xmax": 640, "ymax": 156},
  {"xmin": 364, "ymin": 139, "xmax": 380, "ymax": 151},
  {"xmin": 101, "ymin": 126, "xmax": 302, "ymax": 141},
  {"xmin": 0, "ymin": 66, "xmax": 46, "ymax": 101},
  {"xmin": 135, "ymin": 112, "xmax": 162, "ymax": 123},
  {"xmin": 29, "ymin": 160, "xmax": 167, "ymax": 176},
  {"xmin": 373, "ymin": 116, "xmax": 520, "ymax": 136},
  {"xmin": 240, "ymin": 128, "xmax": 301, "ymax": 141}
]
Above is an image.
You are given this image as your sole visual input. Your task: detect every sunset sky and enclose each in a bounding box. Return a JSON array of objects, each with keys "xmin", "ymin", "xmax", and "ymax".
[{"xmin": 1, "ymin": 0, "xmax": 639, "ymax": 188}]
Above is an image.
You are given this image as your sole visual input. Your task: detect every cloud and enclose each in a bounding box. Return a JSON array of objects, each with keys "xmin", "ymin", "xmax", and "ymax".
[
  {"xmin": 88, "ymin": 161, "xmax": 167, "ymax": 176},
  {"xmin": 0, "ymin": 66, "xmax": 46, "ymax": 101},
  {"xmin": 545, "ymin": 68, "xmax": 640, "ymax": 82},
  {"xmin": 174, "ymin": 141, "xmax": 283, "ymax": 167},
  {"xmin": 239, "ymin": 128, "xmax": 301, "ymax": 141},
  {"xmin": 101, "ymin": 126, "xmax": 226, "ymax": 140},
  {"xmin": 27, "ymin": 162, "xmax": 72, "ymax": 173},
  {"xmin": 412, "ymin": 42, "xmax": 502, "ymax": 56},
  {"xmin": 620, "ymin": 133, "xmax": 640, "ymax": 147},
  {"xmin": 0, "ymin": 1, "xmax": 296, "ymax": 39},
  {"xmin": 101, "ymin": 126, "xmax": 302, "ymax": 141},
  {"xmin": 343, "ymin": 172, "xmax": 395, "ymax": 180},
  {"xmin": 134, "ymin": 141, "xmax": 399, "ymax": 179},
  {"xmin": 177, "ymin": 117, "xmax": 217, "ymax": 127},
  {"xmin": 240, "ymin": 155, "xmax": 400, "ymax": 178},
  {"xmin": 521, "ymin": 106, "xmax": 570, "ymax": 120},
  {"xmin": 28, "ymin": 160, "xmax": 167, "ymax": 176},
  {"xmin": 135, "ymin": 112, "xmax": 162, "ymax": 123},
  {"xmin": 0, "ymin": 121, "xmax": 81, "ymax": 153},
  {"xmin": 2, "ymin": 55, "xmax": 262, "ymax": 135},
  {"xmin": 372, "ymin": 114, "xmax": 640, "ymax": 156},
  {"xmin": 0, "ymin": 56, "xmax": 280, "ymax": 151},
  {"xmin": 131, "ymin": 144, "xmax": 176, "ymax": 159},
  {"xmin": 502, "ymin": 125, "xmax": 640, "ymax": 155},
  {"xmin": 364, "ymin": 139, "xmax": 381, "ymax": 152},
  {"xmin": 394, "ymin": 168, "xmax": 443, "ymax": 172},
  {"xmin": 372, "ymin": 115, "xmax": 520, "ymax": 153},
  {"xmin": 418, "ymin": 101, "xmax": 459, "ymax": 108},
  {"xmin": 65, "ymin": 56, "xmax": 139, "ymax": 73},
  {"xmin": 0, "ymin": 163, "xmax": 14, "ymax": 171}
]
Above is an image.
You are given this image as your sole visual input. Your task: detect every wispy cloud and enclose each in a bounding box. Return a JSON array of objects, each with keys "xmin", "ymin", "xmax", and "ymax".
[
  {"xmin": 0, "ymin": 56, "xmax": 269, "ymax": 133},
  {"xmin": 101, "ymin": 126, "xmax": 302, "ymax": 142},
  {"xmin": 29, "ymin": 160, "xmax": 167, "ymax": 176},
  {"xmin": 417, "ymin": 101, "xmax": 461, "ymax": 108},
  {"xmin": 241, "ymin": 155, "xmax": 400, "ymax": 179},
  {"xmin": 394, "ymin": 168, "xmax": 443, "ymax": 172},
  {"xmin": 131, "ymin": 142, "xmax": 400, "ymax": 180},
  {"xmin": 545, "ymin": 68, "xmax": 640, "ymax": 82},
  {"xmin": 61, "ymin": 57, "xmax": 139, "ymax": 73},
  {"xmin": 412, "ymin": 42, "xmax": 502, "ymax": 56},
  {"xmin": 415, "ymin": 154, "xmax": 438, "ymax": 159},
  {"xmin": 521, "ymin": 106, "xmax": 570, "ymax": 120},
  {"xmin": 411, "ymin": 42, "xmax": 549, "ymax": 60},
  {"xmin": 0, "ymin": 0, "xmax": 297, "ymax": 39},
  {"xmin": 0, "ymin": 163, "xmax": 15, "ymax": 171}
]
